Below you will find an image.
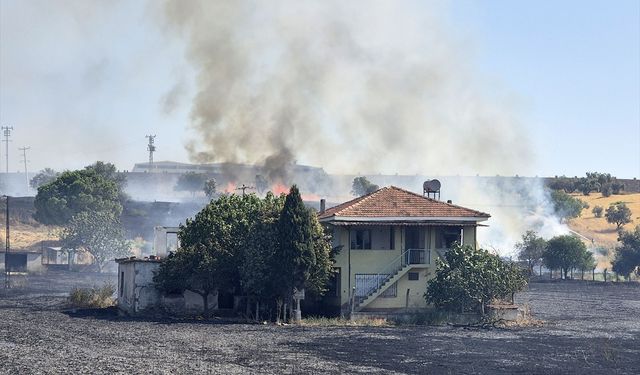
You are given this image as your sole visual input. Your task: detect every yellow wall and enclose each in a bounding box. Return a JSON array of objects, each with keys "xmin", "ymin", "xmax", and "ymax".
[{"xmin": 331, "ymin": 224, "xmax": 478, "ymax": 308}]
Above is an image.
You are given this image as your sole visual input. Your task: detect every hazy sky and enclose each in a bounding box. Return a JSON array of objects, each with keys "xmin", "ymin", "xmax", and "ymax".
[{"xmin": 1, "ymin": 0, "xmax": 638, "ymax": 177}]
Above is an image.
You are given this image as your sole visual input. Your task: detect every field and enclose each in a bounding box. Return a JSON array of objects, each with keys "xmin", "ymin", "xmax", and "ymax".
[
  {"xmin": 568, "ymin": 192, "xmax": 640, "ymax": 249},
  {"xmin": 0, "ymin": 272, "xmax": 639, "ymax": 374}
]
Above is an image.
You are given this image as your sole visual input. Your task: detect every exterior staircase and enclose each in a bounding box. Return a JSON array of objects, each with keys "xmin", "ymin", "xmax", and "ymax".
[{"xmin": 353, "ymin": 249, "xmax": 429, "ymax": 312}]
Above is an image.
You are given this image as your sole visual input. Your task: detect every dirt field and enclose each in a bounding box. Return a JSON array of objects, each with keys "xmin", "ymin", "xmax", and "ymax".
[{"xmin": 0, "ymin": 272, "xmax": 639, "ymax": 374}]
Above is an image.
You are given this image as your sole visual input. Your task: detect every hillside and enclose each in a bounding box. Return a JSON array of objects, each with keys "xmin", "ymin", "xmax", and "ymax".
[{"xmin": 567, "ymin": 192, "xmax": 640, "ymax": 249}]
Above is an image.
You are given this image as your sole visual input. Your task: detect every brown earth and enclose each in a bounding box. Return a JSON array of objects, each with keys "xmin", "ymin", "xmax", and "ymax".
[{"xmin": 0, "ymin": 272, "xmax": 638, "ymax": 374}]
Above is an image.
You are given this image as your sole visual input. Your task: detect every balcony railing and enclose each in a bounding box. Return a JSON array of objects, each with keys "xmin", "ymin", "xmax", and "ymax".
[{"xmin": 403, "ymin": 249, "xmax": 429, "ymax": 265}]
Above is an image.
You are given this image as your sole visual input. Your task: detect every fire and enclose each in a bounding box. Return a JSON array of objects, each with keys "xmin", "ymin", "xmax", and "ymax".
[
  {"xmin": 224, "ymin": 182, "xmax": 236, "ymax": 193},
  {"xmin": 270, "ymin": 183, "xmax": 289, "ymax": 195}
]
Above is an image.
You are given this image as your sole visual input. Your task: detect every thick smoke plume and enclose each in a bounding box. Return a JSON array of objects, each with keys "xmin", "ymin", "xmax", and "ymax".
[{"xmin": 160, "ymin": 0, "xmax": 532, "ymax": 179}]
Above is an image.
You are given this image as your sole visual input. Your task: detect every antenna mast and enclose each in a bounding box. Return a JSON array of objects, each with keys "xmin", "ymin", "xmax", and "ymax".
[{"xmin": 145, "ymin": 135, "xmax": 156, "ymax": 168}]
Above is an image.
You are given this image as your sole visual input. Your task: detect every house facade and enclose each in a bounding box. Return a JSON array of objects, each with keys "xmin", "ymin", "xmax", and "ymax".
[{"xmin": 318, "ymin": 186, "xmax": 490, "ymax": 314}]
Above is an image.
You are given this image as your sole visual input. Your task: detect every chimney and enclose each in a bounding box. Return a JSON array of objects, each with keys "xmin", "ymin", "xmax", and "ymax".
[
  {"xmin": 447, "ymin": 199, "xmax": 452, "ymax": 204},
  {"xmin": 320, "ymin": 199, "xmax": 326, "ymax": 213}
]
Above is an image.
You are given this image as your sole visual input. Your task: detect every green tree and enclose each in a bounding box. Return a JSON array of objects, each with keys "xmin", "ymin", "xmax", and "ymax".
[
  {"xmin": 155, "ymin": 194, "xmax": 266, "ymax": 315},
  {"xmin": 273, "ymin": 185, "xmax": 332, "ymax": 321},
  {"xmin": 611, "ymin": 226, "xmax": 640, "ymax": 278},
  {"xmin": 592, "ymin": 205, "xmax": 603, "ymax": 218},
  {"xmin": 577, "ymin": 250, "xmax": 596, "ymax": 279},
  {"xmin": 351, "ymin": 176, "xmax": 379, "ymax": 197},
  {"xmin": 550, "ymin": 190, "xmax": 584, "ymax": 222},
  {"xmin": 605, "ymin": 202, "xmax": 632, "ymax": 230},
  {"xmin": 515, "ymin": 231, "xmax": 546, "ymax": 274},
  {"xmin": 61, "ymin": 210, "xmax": 131, "ymax": 272},
  {"xmin": 33, "ymin": 169, "xmax": 123, "ymax": 225},
  {"xmin": 543, "ymin": 235, "xmax": 589, "ymax": 279},
  {"xmin": 84, "ymin": 161, "xmax": 127, "ymax": 190},
  {"xmin": 203, "ymin": 178, "xmax": 217, "ymax": 199},
  {"xmin": 425, "ymin": 244, "xmax": 527, "ymax": 314},
  {"xmin": 29, "ymin": 168, "xmax": 59, "ymax": 189},
  {"xmin": 174, "ymin": 172, "xmax": 208, "ymax": 197}
]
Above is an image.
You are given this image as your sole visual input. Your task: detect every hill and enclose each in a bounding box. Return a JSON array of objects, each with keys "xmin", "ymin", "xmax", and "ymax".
[{"xmin": 567, "ymin": 192, "xmax": 640, "ymax": 249}]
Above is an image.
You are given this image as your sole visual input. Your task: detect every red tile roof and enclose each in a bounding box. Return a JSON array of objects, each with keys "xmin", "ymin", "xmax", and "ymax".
[{"xmin": 318, "ymin": 186, "xmax": 490, "ymax": 221}]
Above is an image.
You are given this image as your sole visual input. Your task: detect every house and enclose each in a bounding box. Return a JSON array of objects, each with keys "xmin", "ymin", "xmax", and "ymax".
[
  {"xmin": 318, "ymin": 186, "xmax": 490, "ymax": 315},
  {"xmin": 0, "ymin": 249, "xmax": 44, "ymax": 273}
]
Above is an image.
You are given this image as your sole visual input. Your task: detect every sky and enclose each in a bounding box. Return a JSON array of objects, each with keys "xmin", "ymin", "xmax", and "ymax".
[{"xmin": 0, "ymin": 0, "xmax": 638, "ymax": 178}]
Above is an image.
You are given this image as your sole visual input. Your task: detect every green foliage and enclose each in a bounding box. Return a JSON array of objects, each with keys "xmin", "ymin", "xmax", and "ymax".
[
  {"xmin": 605, "ymin": 202, "xmax": 632, "ymax": 230},
  {"xmin": 153, "ymin": 189, "xmax": 334, "ymax": 317},
  {"xmin": 515, "ymin": 231, "xmax": 546, "ymax": 273},
  {"xmin": 84, "ymin": 161, "xmax": 127, "ymax": 190},
  {"xmin": 174, "ymin": 172, "xmax": 208, "ymax": 196},
  {"xmin": 592, "ymin": 205, "xmax": 604, "ymax": 218},
  {"xmin": 61, "ymin": 211, "xmax": 131, "ymax": 272},
  {"xmin": 550, "ymin": 190, "xmax": 584, "ymax": 221},
  {"xmin": 29, "ymin": 168, "xmax": 59, "ymax": 190},
  {"xmin": 351, "ymin": 176, "xmax": 379, "ymax": 197},
  {"xmin": 601, "ymin": 184, "xmax": 612, "ymax": 197},
  {"xmin": 425, "ymin": 244, "xmax": 527, "ymax": 314},
  {"xmin": 543, "ymin": 235, "xmax": 590, "ymax": 278},
  {"xmin": 203, "ymin": 178, "xmax": 217, "ymax": 199},
  {"xmin": 34, "ymin": 168, "xmax": 123, "ymax": 225},
  {"xmin": 611, "ymin": 226, "xmax": 640, "ymax": 277},
  {"xmin": 274, "ymin": 185, "xmax": 333, "ymax": 299}
]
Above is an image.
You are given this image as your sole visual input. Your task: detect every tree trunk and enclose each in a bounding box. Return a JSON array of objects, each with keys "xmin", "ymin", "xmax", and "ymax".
[
  {"xmin": 283, "ymin": 302, "xmax": 288, "ymax": 323},
  {"xmin": 276, "ymin": 298, "xmax": 283, "ymax": 324},
  {"xmin": 539, "ymin": 264, "xmax": 543, "ymax": 277},
  {"xmin": 201, "ymin": 292, "xmax": 210, "ymax": 317},
  {"xmin": 255, "ymin": 300, "xmax": 260, "ymax": 321}
]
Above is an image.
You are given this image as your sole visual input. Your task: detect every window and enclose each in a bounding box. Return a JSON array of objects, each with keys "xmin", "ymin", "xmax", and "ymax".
[
  {"xmin": 119, "ymin": 271, "xmax": 124, "ymax": 297},
  {"xmin": 350, "ymin": 229, "xmax": 372, "ymax": 249},
  {"xmin": 408, "ymin": 272, "xmax": 419, "ymax": 281}
]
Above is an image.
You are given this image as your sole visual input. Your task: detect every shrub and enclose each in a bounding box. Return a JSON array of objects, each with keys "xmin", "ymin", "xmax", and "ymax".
[
  {"xmin": 592, "ymin": 205, "xmax": 604, "ymax": 218},
  {"xmin": 68, "ymin": 282, "xmax": 116, "ymax": 308}
]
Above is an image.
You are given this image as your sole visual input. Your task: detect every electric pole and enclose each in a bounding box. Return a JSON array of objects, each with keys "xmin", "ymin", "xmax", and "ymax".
[
  {"xmin": 145, "ymin": 135, "xmax": 156, "ymax": 168},
  {"xmin": 235, "ymin": 184, "xmax": 255, "ymax": 196},
  {"xmin": 1, "ymin": 126, "xmax": 13, "ymax": 173},
  {"xmin": 19, "ymin": 146, "xmax": 30, "ymax": 190},
  {"xmin": 4, "ymin": 195, "xmax": 10, "ymax": 289}
]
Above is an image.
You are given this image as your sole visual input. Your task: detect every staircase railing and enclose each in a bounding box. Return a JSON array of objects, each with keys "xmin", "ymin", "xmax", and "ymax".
[{"xmin": 355, "ymin": 248, "xmax": 428, "ymax": 304}]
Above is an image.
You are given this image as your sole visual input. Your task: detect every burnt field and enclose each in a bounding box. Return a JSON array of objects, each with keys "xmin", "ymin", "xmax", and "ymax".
[{"xmin": 0, "ymin": 273, "xmax": 639, "ymax": 374}]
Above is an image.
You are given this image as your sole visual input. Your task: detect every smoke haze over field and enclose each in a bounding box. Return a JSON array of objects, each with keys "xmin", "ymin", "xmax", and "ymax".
[{"xmin": 159, "ymin": 0, "xmax": 532, "ymax": 179}]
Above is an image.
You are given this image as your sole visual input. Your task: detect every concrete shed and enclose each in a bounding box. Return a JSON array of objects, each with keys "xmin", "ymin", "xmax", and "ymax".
[
  {"xmin": 116, "ymin": 257, "xmax": 162, "ymax": 315},
  {"xmin": 0, "ymin": 250, "xmax": 44, "ymax": 273}
]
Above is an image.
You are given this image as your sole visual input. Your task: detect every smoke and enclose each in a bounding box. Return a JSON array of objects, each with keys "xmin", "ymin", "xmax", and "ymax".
[{"xmin": 159, "ymin": 0, "xmax": 533, "ymax": 181}]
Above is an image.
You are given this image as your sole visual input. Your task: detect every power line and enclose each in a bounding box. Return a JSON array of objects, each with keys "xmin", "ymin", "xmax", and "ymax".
[
  {"xmin": 1, "ymin": 126, "xmax": 13, "ymax": 174},
  {"xmin": 19, "ymin": 146, "xmax": 30, "ymax": 190}
]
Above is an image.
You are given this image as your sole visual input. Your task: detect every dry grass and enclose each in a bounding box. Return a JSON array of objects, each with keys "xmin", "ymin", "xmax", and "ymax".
[
  {"xmin": 567, "ymin": 192, "xmax": 640, "ymax": 251},
  {"xmin": 68, "ymin": 282, "xmax": 116, "ymax": 308},
  {"xmin": 0, "ymin": 222, "xmax": 60, "ymax": 250}
]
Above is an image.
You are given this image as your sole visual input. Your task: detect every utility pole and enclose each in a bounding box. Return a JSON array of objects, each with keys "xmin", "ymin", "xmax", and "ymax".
[
  {"xmin": 19, "ymin": 146, "xmax": 30, "ymax": 190},
  {"xmin": 145, "ymin": 135, "xmax": 156, "ymax": 169},
  {"xmin": 1, "ymin": 126, "xmax": 13, "ymax": 173},
  {"xmin": 235, "ymin": 184, "xmax": 255, "ymax": 196},
  {"xmin": 4, "ymin": 195, "xmax": 9, "ymax": 289}
]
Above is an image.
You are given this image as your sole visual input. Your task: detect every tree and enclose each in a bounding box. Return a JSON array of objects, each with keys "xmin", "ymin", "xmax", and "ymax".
[
  {"xmin": 203, "ymin": 178, "xmax": 217, "ymax": 199},
  {"xmin": 155, "ymin": 194, "xmax": 265, "ymax": 315},
  {"xmin": 60, "ymin": 210, "xmax": 131, "ymax": 272},
  {"xmin": 84, "ymin": 161, "xmax": 127, "ymax": 190},
  {"xmin": 425, "ymin": 244, "xmax": 527, "ymax": 314},
  {"xmin": 605, "ymin": 202, "xmax": 632, "ymax": 230},
  {"xmin": 549, "ymin": 190, "xmax": 584, "ymax": 222},
  {"xmin": 592, "ymin": 205, "xmax": 603, "ymax": 218},
  {"xmin": 273, "ymin": 185, "xmax": 332, "ymax": 321},
  {"xmin": 611, "ymin": 226, "xmax": 640, "ymax": 278},
  {"xmin": 174, "ymin": 172, "xmax": 208, "ymax": 197},
  {"xmin": 29, "ymin": 168, "xmax": 59, "ymax": 189},
  {"xmin": 515, "ymin": 231, "xmax": 546, "ymax": 275},
  {"xmin": 577, "ymin": 251, "xmax": 596, "ymax": 280},
  {"xmin": 153, "ymin": 246, "xmax": 219, "ymax": 315},
  {"xmin": 351, "ymin": 176, "xmax": 379, "ymax": 197},
  {"xmin": 255, "ymin": 174, "xmax": 269, "ymax": 195},
  {"xmin": 543, "ymin": 235, "xmax": 589, "ymax": 279},
  {"xmin": 33, "ymin": 169, "xmax": 123, "ymax": 225}
]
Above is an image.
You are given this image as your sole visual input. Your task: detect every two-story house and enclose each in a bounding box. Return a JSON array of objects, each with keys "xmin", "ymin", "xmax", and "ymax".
[{"xmin": 318, "ymin": 186, "xmax": 490, "ymax": 314}]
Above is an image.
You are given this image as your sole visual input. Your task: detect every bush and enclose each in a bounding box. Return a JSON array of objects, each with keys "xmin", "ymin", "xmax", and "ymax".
[
  {"xmin": 592, "ymin": 205, "xmax": 604, "ymax": 218},
  {"xmin": 68, "ymin": 282, "xmax": 116, "ymax": 308}
]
